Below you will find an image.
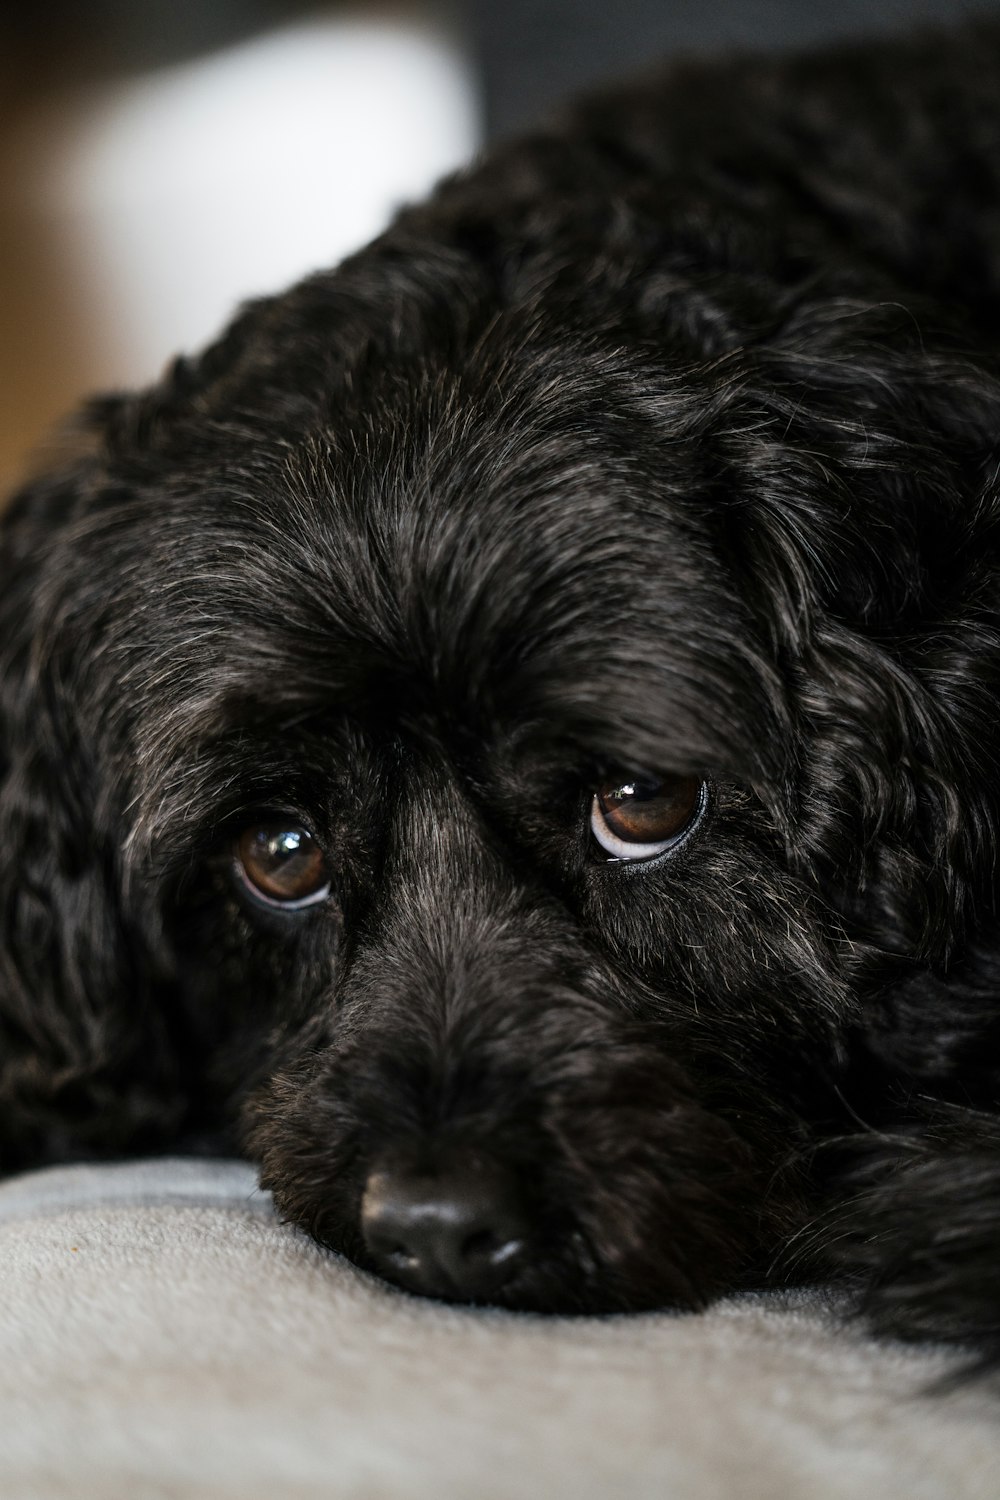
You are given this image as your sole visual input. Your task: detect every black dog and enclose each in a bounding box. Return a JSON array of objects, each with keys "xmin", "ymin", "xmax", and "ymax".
[{"xmin": 2, "ymin": 20, "xmax": 1000, "ymax": 1362}]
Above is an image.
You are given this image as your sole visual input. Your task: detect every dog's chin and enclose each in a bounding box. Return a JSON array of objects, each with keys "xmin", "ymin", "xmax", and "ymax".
[{"xmin": 243, "ymin": 1019, "xmax": 790, "ymax": 1314}]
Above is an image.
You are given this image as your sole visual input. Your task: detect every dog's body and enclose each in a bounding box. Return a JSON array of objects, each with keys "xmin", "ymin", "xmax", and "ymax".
[{"xmin": 3, "ymin": 21, "xmax": 1000, "ymax": 1359}]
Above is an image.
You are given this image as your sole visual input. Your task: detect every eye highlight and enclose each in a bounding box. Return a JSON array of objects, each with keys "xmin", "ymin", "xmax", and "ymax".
[
  {"xmin": 590, "ymin": 774, "xmax": 707, "ymax": 863},
  {"xmin": 234, "ymin": 822, "xmax": 331, "ymax": 910}
]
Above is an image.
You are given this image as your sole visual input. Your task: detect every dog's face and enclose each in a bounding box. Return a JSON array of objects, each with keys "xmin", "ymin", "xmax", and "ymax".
[
  {"xmin": 2, "ymin": 178, "xmax": 993, "ymax": 1313},
  {"xmin": 169, "ymin": 325, "xmax": 848, "ymax": 1313}
]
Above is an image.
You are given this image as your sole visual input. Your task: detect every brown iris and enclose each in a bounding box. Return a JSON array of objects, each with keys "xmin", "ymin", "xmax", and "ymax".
[
  {"xmin": 234, "ymin": 823, "xmax": 330, "ymax": 908},
  {"xmin": 591, "ymin": 773, "xmax": 705, "ymax": 860}
]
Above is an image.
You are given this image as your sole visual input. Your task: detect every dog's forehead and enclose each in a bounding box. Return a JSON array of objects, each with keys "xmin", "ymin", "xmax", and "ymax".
[
  {"xmin": 82, "ymin": 320, "xmax": 789, "ymax": 784},
  {"xmin": 313, "ymin": 391, "xmax": 758, "ymax": 754}
]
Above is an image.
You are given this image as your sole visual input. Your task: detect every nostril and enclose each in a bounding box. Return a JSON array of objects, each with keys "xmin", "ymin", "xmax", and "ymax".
[
  {"xmin": 460, "ymin": 1225, "xmax": 526, "ymax": 1274},
  {"xmin": 463, "ymin": 1226, "xmax": 504, "ymax": 1260},
  {"xmin": 360, "ymin": 1155, "xmax": 529, "ymax": 1301},
  {"xmin": 383, "ymin": 1241, "xmax": 421, "ymax": 1273}
]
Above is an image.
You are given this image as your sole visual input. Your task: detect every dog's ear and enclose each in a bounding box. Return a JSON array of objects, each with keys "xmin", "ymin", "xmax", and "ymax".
[
  {"xmin": 707, "ymin": 302, "xmax": 1000, "ymax": 963},
  {"xmin": 615, "ymin": 277, "xmax": 1000, "ymax": 961},
  {"xmin": 0, "ymin": 397, "xmax": 191, "ymax": 1171}
]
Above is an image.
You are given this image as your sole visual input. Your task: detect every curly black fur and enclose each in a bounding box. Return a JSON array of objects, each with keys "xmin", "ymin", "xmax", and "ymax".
[{"xmin": 3, "ymin": 20, "xmax": 1000, "ymax": 1357}]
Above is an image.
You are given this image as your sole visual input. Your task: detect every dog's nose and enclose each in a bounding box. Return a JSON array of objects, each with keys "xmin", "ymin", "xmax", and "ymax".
[{"xmin": 360, "ymin": 1157, "xmax": 528, "ymax": 1301}]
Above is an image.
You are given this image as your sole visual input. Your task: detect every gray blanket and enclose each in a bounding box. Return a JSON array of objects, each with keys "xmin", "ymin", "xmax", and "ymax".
[{"xmin": 0, "ymin": 1159, "xmax": 996, "ymax": 1499}]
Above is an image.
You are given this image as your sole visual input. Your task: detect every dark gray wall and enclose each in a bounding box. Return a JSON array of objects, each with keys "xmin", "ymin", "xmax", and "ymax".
[{"xmin": 470, "ymin": 0, "xmax": 1000, "ymax": 138}]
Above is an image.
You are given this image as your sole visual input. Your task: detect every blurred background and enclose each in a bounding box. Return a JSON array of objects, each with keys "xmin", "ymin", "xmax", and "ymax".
[{"xmin": 0, "ymin": 0, "xmax": 992, "ymax": 492}]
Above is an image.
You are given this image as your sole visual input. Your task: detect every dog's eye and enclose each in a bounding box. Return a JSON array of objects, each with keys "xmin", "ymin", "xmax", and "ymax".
[
  {"xmin": 590, "ymin": 774, "xmax": 707, "ymax": 862},
  {"xmin": 234, "ymin": 823, "xmax": 331, "ymax": 909}
]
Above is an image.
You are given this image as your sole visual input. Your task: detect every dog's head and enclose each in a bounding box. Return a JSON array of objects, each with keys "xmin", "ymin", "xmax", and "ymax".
[{"xmin": 2, "ymin": 167, "xmax": 996, "ymax": 1311}]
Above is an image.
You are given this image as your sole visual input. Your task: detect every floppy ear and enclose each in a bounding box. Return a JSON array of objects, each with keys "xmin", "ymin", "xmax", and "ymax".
[{"xmin": 0, "ymin": 401, "xmax": 190, "ymax": 1171}]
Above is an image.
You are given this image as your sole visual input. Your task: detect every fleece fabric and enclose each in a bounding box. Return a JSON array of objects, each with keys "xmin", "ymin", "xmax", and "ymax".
[{"xmin": 0, "ymin": 1157, "xmax": 996, "ymax": 1500}]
